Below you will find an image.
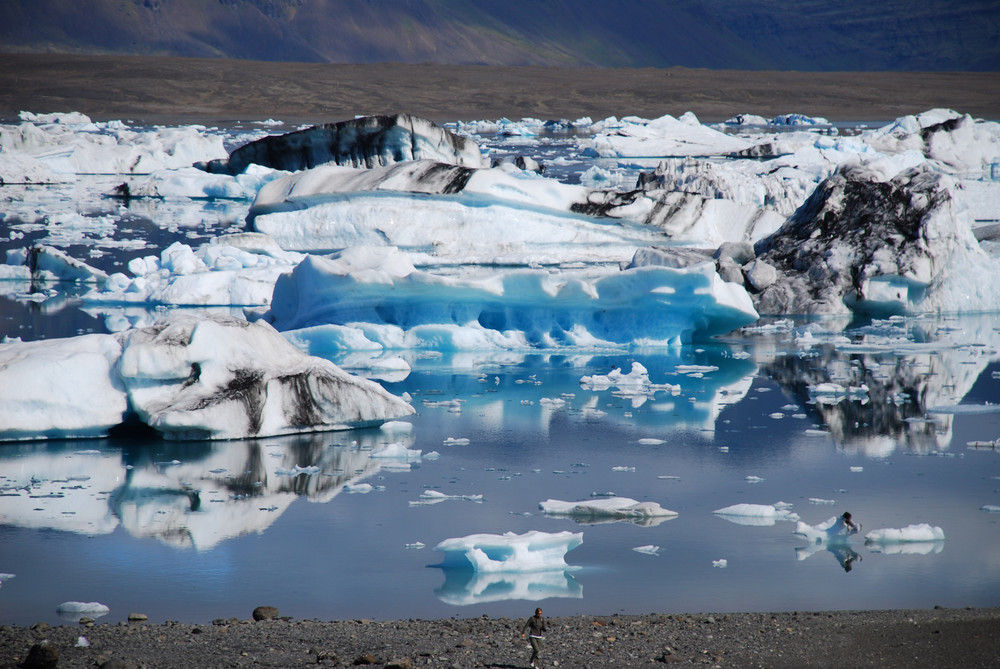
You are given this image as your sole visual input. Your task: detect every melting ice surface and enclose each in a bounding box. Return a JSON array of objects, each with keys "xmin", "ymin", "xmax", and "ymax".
[{"xmin": 1, "ymin": 110, "xmax": 1000, "ymax": 625}]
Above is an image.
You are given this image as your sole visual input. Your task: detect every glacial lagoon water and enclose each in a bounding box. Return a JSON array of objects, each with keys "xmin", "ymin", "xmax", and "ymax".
[
  {"xmin": 2, "ymin": 318, "xmax": 999, "ymax": 626},
  {"xmin": 1, "ymin": 121, "xmax": 1000, "ymax": 625}
]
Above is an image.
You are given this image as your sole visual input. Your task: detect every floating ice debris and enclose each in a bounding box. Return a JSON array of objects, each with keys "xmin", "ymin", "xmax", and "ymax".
[
  {"xmin": 443, "ymin": 437, "xmax": 471, "ymax": 446},
  {"xmin": 675, "ymin": 365, "xmax": 719, "ymax": 375},
  {"xmin": 405, "ymin": 542, "xmax": 426, "ymax": 549},
  {"xmin": 966, "ymin": 440, "xmax": 999, "ymax": 450},
  {"xmin": 611, "ymin": 466, "xmax": 636, "ymax": 472},
  {"xmin": 980, "ymin": 505, "xmax": 1000, "ymax": 512},
  {"xmin": 590, "ymin": 491, "xmax": 616, "ymax": 497},
  {"xmin": 275, "ymin": 465, "xmax": 320, "ymax": 476},
  {"xmin": 409, "ymin": 490, "xmax": 484, "ymax": 506},
  {"xmin": 370, "ymin": 442, "xmax": 421, "ymax": 459},
  {"xmin": 422, "ymin": 399, "xmax": 464, "ymax": 410},
  {"xmin": 638, "ymin": 438, "xmax": 666, "ymax": 445},
  {"xmin": 850, "ymin": 466, "xmax": 864, "ymax": 472},
  {"xmin": 793, "ymin": 515, "xmax": 859, "ymax": 544},
  {"xmin": 56, "ymin": 601, "xmax": 110, "ymax": 622},
  {"xmin": 0, "ymin": 573, "xmax": 15, "ymax": 587},
  {"xmin": 713, "ymin": 503, "xmax": 799, "ymax": 526},
  {"xmin": 540, "ymin": 498, "xmax": 678, "ymax": 523},
  {"xmin": 718, "ymin": 446, "xmax": 730, "ymax": 452},
  {"xmin": 926, "ymin": 404, "xmax": 1000, "ymax": 415},
  {"xmin": 539, "ymin": 397, "xmax": 566, "ymax": 409},
  {"xmin": 712, "ymin": 559, "xmax": 728, "ymax": 568},
  {"xmin": 744, "ymin": 475, "xmax": 765, "ymax": 483},
  {"xmin": 804, "ymin": 429, "xmax": 831, "ymax": 436},
  {"xmin": 633, "ymin": 545, "xmax": 660, "ymax": 556},
  {"xmin": 864, "ymin": 524, "xmax": 945, "ymax": 544},
  {"xmin": 579, "ymin": 362, "xmax": 679, "ymax": 397},
  {"xmin": 343, "ymin": 483, "xmax": 374, "ymax": 493},
  {"xmin": 657, "ymin": 475, "xmax": 681, "ymax": 481},
  {"xmin": 809, "ymin": 498, "xmax": 837, "ymax": 505},
  {"xmin": 433, "ymin": 530, "xmax": 583, "ymax": 573}
]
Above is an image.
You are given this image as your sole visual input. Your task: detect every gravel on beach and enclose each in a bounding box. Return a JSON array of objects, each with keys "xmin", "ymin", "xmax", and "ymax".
[{"xmin": 2, "ymin": 607, "xmax": 998, "ymax": 669}]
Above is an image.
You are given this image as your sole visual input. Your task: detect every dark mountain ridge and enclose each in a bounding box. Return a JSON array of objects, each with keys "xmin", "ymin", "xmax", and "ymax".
[{"xmin": 2, "ymin": 0, "xmax": 998, "ymax": 71}]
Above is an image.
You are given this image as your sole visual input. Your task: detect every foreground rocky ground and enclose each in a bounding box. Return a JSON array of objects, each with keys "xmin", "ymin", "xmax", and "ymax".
[{"xmin": 1, "ymin": 607, "xmax": 998, "ymax": 669}]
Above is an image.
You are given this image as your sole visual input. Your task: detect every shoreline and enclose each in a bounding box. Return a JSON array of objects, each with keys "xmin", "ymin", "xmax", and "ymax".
[
  {"xmin": 2, "ymin": 607, "xmax": 998, "ymax": 668},
  {"xmin": 2, "ymin": 54, "xmax": 999, "ymax": 125}
]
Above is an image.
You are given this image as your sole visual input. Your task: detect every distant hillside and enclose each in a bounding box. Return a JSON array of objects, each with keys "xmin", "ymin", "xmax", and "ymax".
[{"xmin": 1, "ymin": 0, "xmax": 998, "ymax": 71}]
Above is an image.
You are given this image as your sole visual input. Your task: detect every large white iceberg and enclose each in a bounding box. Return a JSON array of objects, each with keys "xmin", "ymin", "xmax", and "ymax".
[
  {"xmin": 433, "ymin": 530, "xmax": 582, "ymax": 573},
  {"xmin": 0, "ymin": 313, "xmax": 414, "ymax": 441},
  {"xmin": 262, "ymin": 246, "xmax": 759, "ymax": 350}
]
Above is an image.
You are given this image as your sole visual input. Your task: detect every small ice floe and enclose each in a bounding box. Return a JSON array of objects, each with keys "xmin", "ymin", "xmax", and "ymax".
[
  {"xmin": 443, "ymin": 437, "xmax": 470, "ymax": 446},
  {"xmin": 768, "ymin": 412, "xmax": 784, "ymax": 419},
  {"xmin": 966, "ymin": 440, "xmax": 998, "ymax": 450},
  {"xmin": 275, "ymin": 465, "xmax": 320, "ymax": 476},
  {"xmin": 793, "ymin": 514, "xmax": 859, "ymax": 544},
  {"xmin": 540, "ymin": 397, "xmax": 567, "ymax": 409},
  {"xmin": 433, "ymin": 530, "xmax": 582, "ymax": 573},
  {"xmin": 540, "ymin": 497, "xmax": 678, "ymax": 526},
  {"xmin": 850, "ymin": 466, "xmax": 864, "ymax": 473},
  {"xmin": 744, "ymin": 475, "xmax": 765, "ymax": 483},
  {"xmin": 633, "ymin": 545, "xmax": 660, "ymax": 556},
  {"xmin": 0, "ymin": 573, "xmax": 15, "ymax": 587},
  {"xmin": 864, "ymin": 523, "xmax": 945, "ymax": 545},
  {"xmin": 657, "ymin": 475, "xmax": 681, "ymax": 481},
  {"xmin": 981, "ymin": 505, "xmax": 1000, "ymax": 513},
  {"xmin": 579, "ymin": 362, "xmax": 679, "ymax": 398},
  {"xmin": 405, "ymin": 542, "xmax": 426, "ymax": 549},
  {"xmin": 590, "ymin": 491, "xmax": 616, "ymax": 497},
  {"xmin": 56, "ymin": 601, "xmax": 110, "ymax": 622},
  {"xmin": 809, "ymin": 498, "xmax": 837, "ymax": 505},
  {"xmin": 343, "ymin": 483, "xmax": 374, "ymax": 494},
  {"xmin": 718, "ymin": 446, "xmax": 730, "ymax": 452},
  {"xmin": 611, "ymin": 466, "xmax": 636, "ymax": 472},
  {"xmin": 712, "ymin": 559, "xmax": 728, "ymax": 568},
  {"xmin": 638, "ymin": 438, "xmax": 666, "ymax": 445},
  {"xmin": 713, "ymin": 503, "xmax": 799, "ymax": 526},
  {"xmin": 409, "ymin": 490, "xmax": 484, "ymax": 506}
]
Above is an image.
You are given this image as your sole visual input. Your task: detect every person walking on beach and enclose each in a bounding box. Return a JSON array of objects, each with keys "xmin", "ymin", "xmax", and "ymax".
[{"xmin": 520, "ymin": 607, "xmax": 548, "ymax": 668}]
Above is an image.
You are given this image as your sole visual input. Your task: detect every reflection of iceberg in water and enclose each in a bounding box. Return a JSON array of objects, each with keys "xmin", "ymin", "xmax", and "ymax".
[
  {"xmin": 752, "ymin": 314, "xmax": 1000, "ymax": 456},
  {"xmin": 0, "ymin": 425, "xmax": 414, "ymax": 550},
  {"xmin": 865, "ymin": 541, "xmax": 945, "ymax": 555},
  {"xmin": 794, "ymin": 542, "xmax": 863, "ymax": 572},
  {"xmin": 434, "ymin": 569, "xmax": 583, "ymax": 606}
]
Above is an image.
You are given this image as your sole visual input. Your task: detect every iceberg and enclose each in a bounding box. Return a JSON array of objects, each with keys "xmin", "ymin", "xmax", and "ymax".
[
  {"xmin": 0, "ymin": 313, "xmax": 413, "ymax": 441},
  {"xmin": 262, "ymin": 246, "xmax": 759, "ymax": 351},
  {"xmin": 793, "ymin": 515, "xmax": 860, "ymax": 544},
  {"xmin": 202, "ymin": 113, "xmax": 485, "ymax": 175},
  {"xmin": 56, "ymin": 601, "xmax": 110, "ymax": 622},
  {"xmin": 432, "ymin": 530, "xmax": 582, "ymax": 573},
  {"xmin": 713, "ymin": 503, "xmax": 800, "ymax": 526},
  {"xmin": 864, "ymin": 523, "xmax": 945, "ymax": 544},
  {"xmin": 540, "ymin": 497, "xmax": 678, "ymax": 525}
]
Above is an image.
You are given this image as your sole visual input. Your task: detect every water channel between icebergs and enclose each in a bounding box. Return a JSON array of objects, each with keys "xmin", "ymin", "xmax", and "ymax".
[{"xmin": 1, "ymin": 119, "xmax": 999, "ymax": 626}]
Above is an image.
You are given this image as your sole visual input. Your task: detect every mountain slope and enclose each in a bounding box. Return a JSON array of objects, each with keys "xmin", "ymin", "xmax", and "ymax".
[{"xmin": 0, "ymin": 0, "xmax": 997, "ymax": 71}]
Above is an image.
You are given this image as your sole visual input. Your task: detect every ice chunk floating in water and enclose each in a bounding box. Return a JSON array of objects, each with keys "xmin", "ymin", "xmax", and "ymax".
[
  {"xmin": 540, "ymin": 498, "xmax": 678, "ymax": 525},
  {"xmin": 864, "ymin": 524, "xmax": 945, "ymax": 544},
  {"xmin": 793, "ymin": 515, "xmax": 860, "ymax": 544},
  {"xmin": 713, "ymin": 503, "xmax": 800, "ymax": 526},
  {"xmin": 432, "ymin": 531, "xmax": 582, "ymax": 573}
]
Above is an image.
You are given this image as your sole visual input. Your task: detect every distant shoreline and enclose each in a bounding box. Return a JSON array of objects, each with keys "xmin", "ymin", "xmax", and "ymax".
[{"xmin": 2, "ymin": 53, "xmax": 999, "ymax": 126}]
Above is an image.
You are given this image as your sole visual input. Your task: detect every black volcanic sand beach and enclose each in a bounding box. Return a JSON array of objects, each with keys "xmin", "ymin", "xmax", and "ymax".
[
  {"xmin": 1, "ymin": 54, "xmax": 1000, "ymax": 125},
  {"xmin": 2, "ymin": 53, "xmax": 1000, "ymax": 668},
  {"xmin": 1, "ymin": 607, "xmax": 998, "ymax": 668}
]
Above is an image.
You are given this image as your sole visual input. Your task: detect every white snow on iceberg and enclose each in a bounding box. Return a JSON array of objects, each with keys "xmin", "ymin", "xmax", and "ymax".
[{"xmin": 433, "ymin": 530, "xmax": 582, "ymax": 573}]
